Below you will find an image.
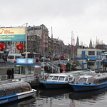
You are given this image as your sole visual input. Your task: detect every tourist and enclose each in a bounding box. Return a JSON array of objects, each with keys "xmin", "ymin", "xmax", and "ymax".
[
  {"xmin": 11, "ymin": 68, "xmax": 14, "ymax": 79},
  {"xmin": 7, "ymin": 69, "xmax": 11, "ymax": 79}
]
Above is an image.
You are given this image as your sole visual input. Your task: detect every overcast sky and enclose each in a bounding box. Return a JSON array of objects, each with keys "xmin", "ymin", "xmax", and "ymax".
[{"xmin": 0, "ymin": 0, "xmax": 107, "ymax": 45}]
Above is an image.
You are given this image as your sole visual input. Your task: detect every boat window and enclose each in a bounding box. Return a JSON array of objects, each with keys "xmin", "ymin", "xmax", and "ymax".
[
  {"xmin": 52, "ymin": 76, "xmax": 59, "ymax": 80},
  {"xmin": 65, "ymin": 77, "xmax": 68, "ymax": 81},
  {"xmin": 94, "ymin": 77, "xmax": 107, "ymax": 84},
  {"xmin": 59, "ymin": 76, "xmax": 65, "ymax": 81},
  {"xmin": 87, "ymin": 78, "xmax": 94, "ymax": 83},
  {"xmin": 47, "ymin": 76, "xmax": 53, "ymax": 80},
  {"xmin": 69, "ymin": 77, "xmax": 73, "ymax": 82},
  {"xmin": 79, "ymin": 77, "xmax": 87, "ymax": 83}
]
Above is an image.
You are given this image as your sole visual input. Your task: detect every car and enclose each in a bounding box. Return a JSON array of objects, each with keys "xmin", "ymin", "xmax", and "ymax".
[{"xmin": 7, "ymin": 53, "xmax": 22, "ymax": 63}]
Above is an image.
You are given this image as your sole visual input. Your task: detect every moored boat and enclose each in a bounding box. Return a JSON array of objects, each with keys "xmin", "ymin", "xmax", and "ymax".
[
  {"xmin": 69, "ymin": 87, "xmax": 107, "ymax": 100},
  {"xmin": 39, "ymin": 69, "xmax": 96, "ymax": 89},
  {"xmin": 69, "ymin": 73, "xmax": 107, "ymax": 92},
  {"xmin": 39, "ymin": 73, "xmax": 74, "ymax": 89},
  {"xmin": 0, "ymin": 81, "xmax": 36, "ymax": 105}
]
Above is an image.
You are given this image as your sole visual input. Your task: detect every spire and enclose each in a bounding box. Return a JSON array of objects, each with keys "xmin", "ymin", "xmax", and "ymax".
[
  {"xmin": 51, "ymin": 26, "xmax": 53, "ymax": 39},
  {"xmin": 76, "ymin": 36, "xmax": 79, "ymax": 47},
  {"xmin": 71, "ymin": 31, "xmax": 75, "ymax": 46},
  {"xmin": 89, "ymin": 39, "xmax": 93, "ymax": 48}
]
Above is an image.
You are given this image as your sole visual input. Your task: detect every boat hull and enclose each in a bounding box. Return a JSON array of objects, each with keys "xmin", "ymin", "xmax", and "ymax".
[
  {"xmin": 0, "ymin": 89, "xmax": 36, "ymax": 105},
  {"xmin": 70, "ymin": 82, "xmax": 107, "ymax": 92},
  {"xmin": 0, "ymin": 94, "xmax": 17, "ymax": 105},
  {"xmin": 40, "ymin": 81, "xmax": 70, "ymax": 89}
]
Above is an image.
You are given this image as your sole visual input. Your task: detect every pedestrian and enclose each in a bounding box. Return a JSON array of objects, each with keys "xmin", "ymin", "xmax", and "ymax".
[
  {"xmin": 11, "ymin": 68, "xmax": 14, "ymax": 79},
  {"xmin": 7, "ymin": 69, "xmax": 11, "ymax": 79}
]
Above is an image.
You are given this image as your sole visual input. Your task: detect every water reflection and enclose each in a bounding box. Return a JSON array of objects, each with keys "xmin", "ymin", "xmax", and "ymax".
[
  {"xmin": 1, "ymin": 88, "xmax": 107, "ymax": 107},
  {"xmin": 69, "ymin": 87, "xmax": 107, "ymax": 100},
  {"xmin": 38, "ymin": 89, "xmax": 70, "ymax": 97},
  {"xmin": 36, "ymin": 89, "xmax": 71, "ymax": 107},
  {"xmin": 0, "ymin": 97, "xmax": 35, "ymax": 107}
]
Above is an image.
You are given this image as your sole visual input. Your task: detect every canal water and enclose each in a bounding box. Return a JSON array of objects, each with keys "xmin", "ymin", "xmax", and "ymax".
[{"xmin": 1, "ymin": 88, "xmax": 107, "ymax": 107}]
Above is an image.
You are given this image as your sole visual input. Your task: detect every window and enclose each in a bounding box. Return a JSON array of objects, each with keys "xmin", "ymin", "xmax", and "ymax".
[
  {"xmin": 81, "ymin": 51, "xmax": 85, "ymax": 58},
  {"xmin": 97, "ymin": 51, "xmax": 101, "ymax": 55},
  {"xmin": 79, "ymin": 78, "xmax": 87, "ymax": 83},
  {"xmin": 8, "ymin": 56, "xmax": 14, "ymax": 59},
  {"xmin": 65, "ymin": 77, "xmax": 68, "ymax": 81},
  {"xmin": 47, "ymin": 76, "xmax": 53, "ymax": 80},
  {"xmin": 69, "ymin": 77, "xmax": 73, "ymax": 82},
  {"xmin": 52, "ymin": 76, "xmax": 59, "ymax": 80},
  {"xmin": 87, "ymin": 62, "xmax": 95, "ymax": 66},
  {"xmin": 88, "ymin": 51, "xmax": 95, "ymax": 55},
  {"xmin": 59, "ymin": 76, "xmax": 65, "ymax": 81},
  {"xmin": 15, "ymin": 56, "xmax": 21, "ymax": 58}
]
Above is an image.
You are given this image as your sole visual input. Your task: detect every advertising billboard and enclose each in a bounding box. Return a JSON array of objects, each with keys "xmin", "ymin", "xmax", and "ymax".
[{"xmin": 0, "ymin": 27, "xmax": 26, "ymax": 41}]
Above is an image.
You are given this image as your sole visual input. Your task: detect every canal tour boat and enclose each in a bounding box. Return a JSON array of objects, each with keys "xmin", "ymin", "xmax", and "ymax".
[
  {"xmin": 0, "ymin": 81, "xmax": 36, "ymax": 105},
  {"xmin": 39, "ymin": 69, "xmax": 95, "ymax": 89},
  {"xmin": 69, "ymin": 73, "xmax": 107, "ymax": 92},
  {"xmin": 39, "ymin": 73, "xmax": 74, "ymax": 89}
]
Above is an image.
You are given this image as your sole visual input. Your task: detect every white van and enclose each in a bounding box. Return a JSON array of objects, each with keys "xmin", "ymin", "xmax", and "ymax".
[{"xmin": 7, "ymin": 53, "xmax": 22, "ymax": 63}]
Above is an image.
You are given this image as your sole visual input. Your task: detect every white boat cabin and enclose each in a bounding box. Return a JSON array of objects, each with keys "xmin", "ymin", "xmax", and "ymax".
[
  {"xmin": 75, "ymin": 73, "xmax": 107, "ymax": 84},
  {"xmin": 75, "ymin": 75, "xmax": 94, "ymax": 84},
  {"xmin": 46, "ymin": 73, "xmax": 74, "ymax": 83}
]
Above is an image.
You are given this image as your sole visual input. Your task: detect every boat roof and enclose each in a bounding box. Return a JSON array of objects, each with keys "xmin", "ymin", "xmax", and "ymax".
[
  {"xmin": 63, "ymin": 70, "xmax": 95, "ymax": 75},
  {"xmin": 79, "ymin": 75, "xmax": 93, "ymax": 78},
  {"xmin": 48, "ymin": 73, "xmax": 73, "ymax": 77}
]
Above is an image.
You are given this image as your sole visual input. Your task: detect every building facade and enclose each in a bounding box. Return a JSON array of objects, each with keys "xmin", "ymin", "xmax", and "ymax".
[
  {"xmin": 27, "ymin": 24, "xmax": 48, "ymax": 55},
  {"xmin": 76, "ymin": 48, "xmax": 102, "ymax": 70},
  {"xmin": 27, "ymin": 27, "xmax": 40, "ymax": 53}
]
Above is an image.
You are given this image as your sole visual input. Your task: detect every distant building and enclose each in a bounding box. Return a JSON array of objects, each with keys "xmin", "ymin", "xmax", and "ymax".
[
  {"xmin": 89, "ymin": 40, "xmax": 93, "ymax": 48},
  {"xmin": 76, "ymin": 48, "xmax": 102, "ymax": 70},
  {"xmin": 27, "ymin": 24, "xmax": 48, "ymax": 55},
  {"xmin": 48, "ymin": 37, "xmax": 64, "ymax": 59},
  {"xmin": 27, "ymin": 27, "xmax": 40, "ymax": 53},
  {"xmin": 96, "ymin": 44, "xmax": 107, "ymax": 51}
]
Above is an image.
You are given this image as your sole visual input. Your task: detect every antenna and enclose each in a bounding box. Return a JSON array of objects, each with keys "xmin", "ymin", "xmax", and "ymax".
[
  {"xmin": 71, "ymin": 31, "xmax": 75, "ymax": 61},
  {"xmin": 51, "ymin": 26, "xmax": 54, "ymax": 73},
  {"xmin": 25, "ymin": 23, "xmax": 28, "ymax": 58}
]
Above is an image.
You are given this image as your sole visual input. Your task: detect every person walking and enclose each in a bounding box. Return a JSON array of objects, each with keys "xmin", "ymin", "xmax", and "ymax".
[
  {"xmin": 11, "ymin": 68, "xmax": 14, "ymax": 79},
  {"xmin": 7, "ymin": 69, "xmax": 11, "ymax": 79}
]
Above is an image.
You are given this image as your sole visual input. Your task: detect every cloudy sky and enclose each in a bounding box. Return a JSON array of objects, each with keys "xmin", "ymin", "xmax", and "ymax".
[{"xmin": 0, "ymin": 0, "xmax": 107, "ymax": 45}]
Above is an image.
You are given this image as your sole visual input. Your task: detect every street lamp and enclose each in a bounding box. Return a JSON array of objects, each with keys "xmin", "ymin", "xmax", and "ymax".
[
  {"xmin": 25, "ymin": 23, "xmax": 28, "ymax": 58},
  {"xmin": 21, "ymin": 23, "xmax": 28, "ymax": 58}
]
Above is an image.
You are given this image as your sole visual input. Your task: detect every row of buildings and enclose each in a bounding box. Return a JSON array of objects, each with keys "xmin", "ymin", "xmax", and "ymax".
[
  {"xmin": 0, "ymin": 24, "xmax": 65, "ymax": 58},
  {"xmin": 26, "ymin": 24, "xmax": 107, "ymax": 71},
  {"xmin": 27, "ymin": 24, "xmax": 65, "ymax": 57},
  {"xmin": 1, "ymin": 24, "xmax": 107, "ymax": 71}
]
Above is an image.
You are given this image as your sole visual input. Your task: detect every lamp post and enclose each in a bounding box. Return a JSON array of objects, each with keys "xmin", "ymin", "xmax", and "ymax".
[
  {"xmin": 87, "ymin": 58, "xmax": 89, "ymax": 69},
  {"xmin": 25, "ymin": 23, "xmax": 28, "ymax": 58},
  {"xmin": 20, "ymin": 23, "xmax": 28, "ymax": 58}
]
